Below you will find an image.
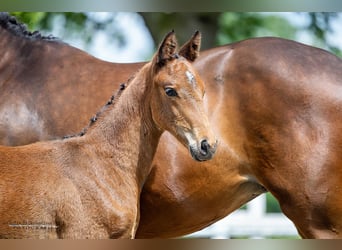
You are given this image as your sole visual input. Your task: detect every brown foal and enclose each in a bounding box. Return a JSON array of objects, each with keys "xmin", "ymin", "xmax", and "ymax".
[{"xmin": 0, "ymin": 31, "xmax": 217, "ymax": 239}]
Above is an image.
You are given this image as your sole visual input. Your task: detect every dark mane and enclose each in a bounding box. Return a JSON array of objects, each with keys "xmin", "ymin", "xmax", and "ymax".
[
  {"xmin": 75, "ymin": 72, "xmax": 138, "ymax": 137},
  {"xmin": 0, "ymin": 12, "xmax": 60, "ymax": 42}
]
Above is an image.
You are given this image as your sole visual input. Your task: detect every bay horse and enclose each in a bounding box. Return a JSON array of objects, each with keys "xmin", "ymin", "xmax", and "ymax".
[
  {"xmin": 0, "ymin": 30, "xmax": 217, "ymax": 239},
  {"xmin": 1, "ymin": 13, "xmax": 342, "ymax": 238}
]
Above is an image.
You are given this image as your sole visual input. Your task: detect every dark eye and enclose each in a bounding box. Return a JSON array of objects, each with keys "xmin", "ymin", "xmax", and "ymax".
[{"xmin": 165, "ymin": 87, "xmax": 178, "ymax": 97}]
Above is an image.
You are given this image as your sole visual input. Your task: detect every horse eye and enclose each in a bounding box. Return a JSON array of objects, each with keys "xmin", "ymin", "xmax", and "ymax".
[{"xmin": 165, "ymin": 87, "xmax": 178, "ymax": 97}]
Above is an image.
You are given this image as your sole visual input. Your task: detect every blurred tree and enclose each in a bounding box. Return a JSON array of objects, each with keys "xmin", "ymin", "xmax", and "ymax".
[
  {"xmin": 266, "ymin": 193, "xmax": 282, "ymax": 213},
  {"xmin": 217, "ymin": 12, "xmax": 297, "ymax": 44},
  {"xmin": 10, "ymin": 12, "xmax": 126, "ymax": 50},
  {"xmin": 308, "ymin": 12, "xmax": 341, "ymax": 56},
  {"xmin": 141, "ymin": 12, "xmax": 297, "ymax": 49},
  {"xmin": 10, "ymin": 12, "xmax": 341, "ymax": 56},
  {"xmin": 139, "ymin": 12, "xmax": 220, "ymax": 49},
  {"xmin": 140, "ymin": 12, "xmax": 341, "ymax": 57}
]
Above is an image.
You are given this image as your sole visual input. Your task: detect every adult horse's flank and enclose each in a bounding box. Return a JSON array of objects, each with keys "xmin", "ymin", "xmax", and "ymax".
[
  {"xmin": 1, "ymin": 13, "xmax": 342, "ymax": 238},
  {"xmin": 0, "ymin": 30, "xmax": 217, "ymax": 239},
  {"xmin": 0, "ymin": 13, "xmax": 144, "ymax": 145}
]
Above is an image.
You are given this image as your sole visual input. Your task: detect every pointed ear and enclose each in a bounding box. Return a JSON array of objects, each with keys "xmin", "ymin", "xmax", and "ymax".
[
  {"xmin": 154, "ymin": 30, "xmax": 178, "ymax": 67},
  {"xmin": 179, "ymin": 31, "xmax": 201, "ymax": 62}
]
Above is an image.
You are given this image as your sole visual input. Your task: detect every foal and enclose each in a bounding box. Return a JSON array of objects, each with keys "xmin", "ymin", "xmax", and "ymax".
[{"xmin": 0, "ymin": 31, "xmax": 217, "ymax": 239}]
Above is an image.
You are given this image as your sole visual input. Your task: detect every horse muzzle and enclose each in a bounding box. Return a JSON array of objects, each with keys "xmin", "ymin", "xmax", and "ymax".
[{"xmin": 189, "ymin": 139, "xmax": 218, "ymax": 161}]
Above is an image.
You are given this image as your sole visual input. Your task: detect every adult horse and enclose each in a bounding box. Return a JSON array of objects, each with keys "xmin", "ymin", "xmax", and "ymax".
[
  {"xmin": 0, "ymin": 30, "xmax": 217, "ymax": 239},
  {"xmin": 1, "ymin": 13, "xmax": 342, "ymax": 238}
]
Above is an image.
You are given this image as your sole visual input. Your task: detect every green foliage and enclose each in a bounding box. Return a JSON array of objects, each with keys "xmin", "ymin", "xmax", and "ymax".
[
  {"xmin": 10, "ymin": 12, "xmax": 47, "ymax": 30},
  {"xmin": 11, "ymin": 12, "xmax": 89, "ymax": 31},
  {"xmin": 238, "ymin": 193, "xmax": 282, "ymax": 213},
  {"xmin": 308, "ymin": 12, "xmax": 337, "ymax": 40},
  {"xmin": 307, "ymin": 12, "xmax": 342, "ymax": 57},
  {"xmin": 9, "ymin": 12, "xmax": 126, "ymax": 49},
  {"xmin": 266, "ymin": 193, "xmax": 282, "ymax": 213},
  {"xmin": 217, "ymin": 13, "xmax": 297, "ymax": 45},
  {"xmin": 217, "ymin": 12, "xmax": 341, "ymax": 57},
  {"xmin": 139, "ymin": 12, "xmax": 220, "ymax": 50},
  {"xmin": 9, "ymin": 12, "xmax": 341, "ymax": 57}
]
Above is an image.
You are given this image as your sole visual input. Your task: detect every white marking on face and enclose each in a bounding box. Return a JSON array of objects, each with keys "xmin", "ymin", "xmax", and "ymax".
[
  {"xmin": 185, "ymin": 70, "xmax": 196, "ymax": 86},
  {"xmin": 184, "ymin": 131, "xmax": 196, "ymax": 145},
  {"xmin": 183, "ymin": 130, "xmax": 199, "ymax": 152}
]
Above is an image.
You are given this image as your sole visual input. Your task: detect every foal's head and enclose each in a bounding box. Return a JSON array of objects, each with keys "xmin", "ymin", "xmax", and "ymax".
[{"xmin": 149, "ymin": 31, "xmax": 217, "ymax": 161}]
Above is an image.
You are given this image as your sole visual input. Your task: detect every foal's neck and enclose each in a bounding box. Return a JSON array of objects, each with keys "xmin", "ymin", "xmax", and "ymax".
[{"xmin": 84, "ymin": 64, "xmax": 161, "ymax": 189}]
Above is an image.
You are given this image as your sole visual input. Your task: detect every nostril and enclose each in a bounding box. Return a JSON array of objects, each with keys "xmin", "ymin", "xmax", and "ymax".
[{"xmin": 200, "ymin": 139, "xmax": 210, "ymax": 155}]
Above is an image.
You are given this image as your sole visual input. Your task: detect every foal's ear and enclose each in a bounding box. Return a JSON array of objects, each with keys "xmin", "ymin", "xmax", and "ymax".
[
  {"xmin": 179, "ymin": 31, "xmax": 201, "ymax": 62},
  {"xmin": 155, "ymin": 30, "xmax": 178, "ymax": 67}
]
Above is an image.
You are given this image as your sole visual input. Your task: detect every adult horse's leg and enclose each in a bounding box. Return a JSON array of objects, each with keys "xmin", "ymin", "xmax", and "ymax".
[
  {"xmin": 243, "ymin": 115, "xmax": 342, "ymax": 239},
  {"xmin": 274, "ymin": 177, "xmax": 342, "ymax": 238},
  {"xmin": 271, "ymin": 161, "xmax": 342, "ymax": 239}
]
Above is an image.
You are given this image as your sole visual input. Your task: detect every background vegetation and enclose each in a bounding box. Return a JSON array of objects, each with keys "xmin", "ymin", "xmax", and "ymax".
[{"xmin": 10, "ymin": 12, "xmax": 342, "ymax": 57}]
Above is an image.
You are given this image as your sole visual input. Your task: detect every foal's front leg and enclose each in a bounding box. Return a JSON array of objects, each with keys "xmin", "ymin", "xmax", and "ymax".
[{"xmin": 109, "ymin": 210, "xmax": 140, "ymax": 239}]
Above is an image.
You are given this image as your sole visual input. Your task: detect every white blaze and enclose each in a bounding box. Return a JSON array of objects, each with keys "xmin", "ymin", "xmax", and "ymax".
[{"xmin": 185, "ymin": 70, "xmax": 196, "ymax": 86}]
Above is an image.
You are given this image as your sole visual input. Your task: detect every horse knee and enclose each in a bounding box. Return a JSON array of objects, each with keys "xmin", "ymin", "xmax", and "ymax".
[{"xmin": 109, "ymin": 215, "xmax": 137, "ymax": 238}]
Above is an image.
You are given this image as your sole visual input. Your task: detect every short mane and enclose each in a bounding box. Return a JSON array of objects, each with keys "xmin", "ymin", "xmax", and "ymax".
[
  {"xmin": 63, "ymin": 71, "xmax": 139, "ymax": 139},
  {"xmin": 62, "ymin": 83, "xmax": 127, "ymax": 139},
  {"xmin": 0, "ymin": 12, "xmax": 60, "ymax": 42}
]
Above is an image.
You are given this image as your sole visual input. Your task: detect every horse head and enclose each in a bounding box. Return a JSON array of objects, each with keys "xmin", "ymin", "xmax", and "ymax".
[{"xmin": 149, "ymin": 31, "xmax": 217, "ymax": 161}]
